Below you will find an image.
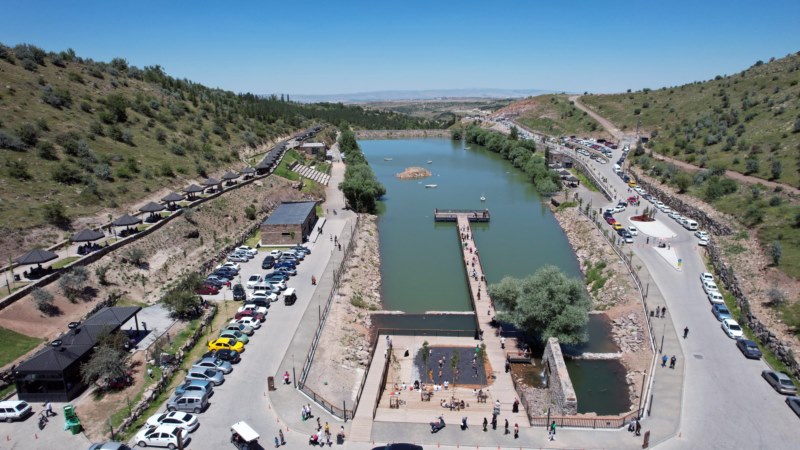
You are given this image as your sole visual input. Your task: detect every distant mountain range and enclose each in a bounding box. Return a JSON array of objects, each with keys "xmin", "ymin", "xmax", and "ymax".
[{"xmin": 291, "ymin": 88, "xmax": 551, "ymax": 103}]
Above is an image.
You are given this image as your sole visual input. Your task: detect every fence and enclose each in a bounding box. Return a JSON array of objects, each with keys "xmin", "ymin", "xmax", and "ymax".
[
  {"xmin": 373, "ymin": 346, "xmax": 393, "ymax": 418},
  {"xmin": 531, "ymin": 408, "xmax": 642, "ymax": 429}
]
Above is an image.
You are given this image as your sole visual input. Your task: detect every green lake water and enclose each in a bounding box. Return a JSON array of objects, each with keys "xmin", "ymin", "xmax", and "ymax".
[{"xmin": 360, "ymin": 138, "xmax": 581, "ymax": 313}]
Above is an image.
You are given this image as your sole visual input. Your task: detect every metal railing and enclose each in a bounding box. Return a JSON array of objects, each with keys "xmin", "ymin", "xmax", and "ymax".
[{"xmin": 531, "ymin": 408, "xmax": 641, "ymax": 429}]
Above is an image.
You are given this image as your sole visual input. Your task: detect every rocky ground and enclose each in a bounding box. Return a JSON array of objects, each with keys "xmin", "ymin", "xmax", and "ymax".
[
  {"xmin": 395, "ymin": 167, "xmax": 432, "ymax": 179},
  {"xmin": 303, "ymin": 214, "xmax": 381, "ymax": 406}
]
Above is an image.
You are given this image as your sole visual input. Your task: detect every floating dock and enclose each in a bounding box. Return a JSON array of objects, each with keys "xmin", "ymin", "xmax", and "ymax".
[{"xmin": 433, "ymin": 208, "xmax": 490, "ymax": 222}]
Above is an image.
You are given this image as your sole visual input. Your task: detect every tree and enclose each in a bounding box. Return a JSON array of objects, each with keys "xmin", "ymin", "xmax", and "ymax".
[
  {"xmin": 421, "ymin": 340, "xmax": 430, "ymax": 374},
  {"xmin": 771, "ymin": 160, "xmax": 783, "ymax": 180},
  {"xmin": 95, "ymin": 265, "xmax": 110, "ymax": 285},
  {"xmin": 674, "ymin": 171, "xmax": 692, "ymax": 193},
  {"xmin": 42, "ymin": 202, "xmax": 70, "ymax": 228},
  {"xmin": 162, "ymin": 289, "xmax": 201, "ymax": 319},
  {"xmin": 123, "ymin": 247, "xmax": 146, "ymax": 267},
  {"xmin": 745, "ymin": 158, "xmax": 760, "ymax": 175},
  {"xmin": 58, "ymin": 266, "xmax": 88, "ymax": 302},
  {"xmin": 105, "ymin": 93, "xmax": 128, "ymax": 123},
  {"xmin": 489, "ymin": 265, "xmax": 591, "ymax": 345},
  {"xmin": 244, "ymin": 204, "xmax": 257, "ymax": 220},
  {"xmin": 771, "ymin": 241, "xmax": 782, "ymax": 266},
  {"xmin": 31, "ymin": 287, "xmax": 58, "ymax": 315},
  {"xmin": 80, "ymin": 345, "xmax": 126, "ymax": 389},
  {"xmin": 450, "ymin": 127, "xmax": 463, "ymax": 140},
  {"xmin": 450, "ymin": 350, "xmax": 460, "ymax": 386},
  {"xmin": 509, "ymin": 126, "xmax": 519, "ymax": 140}
]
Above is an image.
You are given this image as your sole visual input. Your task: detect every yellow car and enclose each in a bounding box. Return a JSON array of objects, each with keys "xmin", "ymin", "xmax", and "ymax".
[
  {"xmin": 628, "ymin": 181, "xmax": 637, "ymax": 187},
  {"xmin": 208, "ymin": 338, "xmax": 244, "ymax": 353},
  {"xmin": 612, "ymin": 223, "xmax": 624, "ymax": 230}
]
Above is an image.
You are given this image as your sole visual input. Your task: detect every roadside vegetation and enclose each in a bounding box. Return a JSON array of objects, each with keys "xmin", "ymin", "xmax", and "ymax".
[
  {"xmin": 338, "ymin": 127, "xmax": 385, "ymax": 213},
  {"xmin": 0, "ymin": 327, "xmax": 41, "ymax": 367},
  {"xmin": 503, "ymin": 94, "xmax": 607, "ymax": 138},
  {"xmin": 489, "ymin": 265, "xmax": 591, "ymax": 345},
  {"xmin": 465, "ymin": 126, "xmax": 562, "ymax": 194},
  {"xmin": 0, "ymin": 42, "xmax": 439, "ymax": 233},
  {"xmin": 582, "ymin": 52, "xmax": 800, "ymax": 186}
]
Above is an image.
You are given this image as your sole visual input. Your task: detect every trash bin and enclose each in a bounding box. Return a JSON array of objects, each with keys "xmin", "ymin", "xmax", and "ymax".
[
  {"xmin": 69, "ymin": 423, "xmax": 82, "ymax": 435},
  {"xmin": 267, "ymin": 376, "xmax": 276, "ymax": 391}
]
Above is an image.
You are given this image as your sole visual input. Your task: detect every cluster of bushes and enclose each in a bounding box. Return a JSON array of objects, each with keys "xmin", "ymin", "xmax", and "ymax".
[
  {"xmin": 465, "ymin": 126, "xmax": 561, "ymax": 194},
  {"xmin": 338, "ymin": 127, "xmax": 385, "ymax": 213},
  {"xmin": 161, "ymin": 273, "xmax": 204, "ymax": 319}
]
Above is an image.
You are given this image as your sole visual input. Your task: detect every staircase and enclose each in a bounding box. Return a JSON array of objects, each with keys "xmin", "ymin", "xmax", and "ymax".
[{"xmin": 291, "ymin": 163, "xmax": 331, "ymax": 185}]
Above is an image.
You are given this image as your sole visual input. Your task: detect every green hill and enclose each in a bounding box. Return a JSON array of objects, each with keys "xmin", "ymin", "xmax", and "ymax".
[
  {"xmin": 508, "ymin": 94, "xmax": 609, "ymax": 139},
  {"xmin": 0, "ymin": 43, "xmax": 440, "ymax": 232},
  {"xmin": 580, "ymin": 52, "xmax": 800, "ymax": 186}
]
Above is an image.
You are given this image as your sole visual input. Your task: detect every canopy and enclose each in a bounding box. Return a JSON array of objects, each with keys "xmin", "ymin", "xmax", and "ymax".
[
  {"xmin": 139, "ymin": 202, "xmax": 165, "ymax": 213},
  {"xmin": 184, "ymin": 184, "xmax": 204, "ymax": 194},
  {"xmin": 15, "ymin": 248, "xmax": 58, "ymax": 265},
  {"xmin": 231, "ymin": 421, "xmax": 259, "ymax": 442},
  {"xmin": 222, "ymin": 171, "xmax": 239, "ymax": 181},
  {"xmin": 161, "ymin": 192, "xmax": 184, "ymax": 202},
  {"xmin": 202, "ymin": 178, "xmax": 221, "ymax": 187},
  {"xmin": 112, "ymin": 214, "xmax": 141, "ymax": 227},
  {"xmin": 70, "ymin": 229, "xmax": 104, "ymax": 243},
  {"xmin": 240, "ymin": 167, "xmax": 256, "ymax": 174}
]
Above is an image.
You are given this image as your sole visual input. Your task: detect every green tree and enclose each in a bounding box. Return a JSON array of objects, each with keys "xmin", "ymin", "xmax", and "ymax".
[
  {"xmin": 771, "ymin": 241, "xmax": 782, "ymax": 266},
  {"xmin": 771, "ymin": 160, "xmax": 783, "ymax": 180},
  {"xmin": 745, "ymin": 158, "xmax": 760, "ymax": 175},
  {"xmin": 488, "ymin": 265, "xmax": 591, "ymax": 345},
  {"xmin": 451, "ymin": 127, "xmax": 463, "ymax": 140},
  {"xmin": 32, "ymin": 287, "xmax": 57, "ymax": 315},
  {"xmin": 421, "ymin": 340, "xmax": 430, "ymax": 374},
  {"xmin": 42, "ymin": 202, "xmax": 70, "ymax": 228},
  {"xmin": 509, "ymin": 126, "xmax": 519, "ymax": 140},
  {"xmin": 80, "ymin": 345, "xmax": 127, "ymax": 389},
  {"xmin": 244, "ymin": 204, "xmax": 257, "ymax": 220},
  {"xmin": 674, "ymin": 171, "xmax": 692, "ymax": 193},
  {"xmin": 105, "ymin": 93, "xmax": 128, "ymax": 123},
  {"xmin": 162, "ymin": 289, "xmax": 201, "ymax": 319},
  {"xmin": 58, "ymin": 266, "xmax": 88, "ymax": 302}
]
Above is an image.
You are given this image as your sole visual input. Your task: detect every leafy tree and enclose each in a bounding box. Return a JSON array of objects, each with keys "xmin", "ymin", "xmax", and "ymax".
[
  {"xmin": 450, "ymin": 127, "xmax": 463, "ymax": 140},
  {"xmin": 674, "ymin": 171, "xmax": 692, "ymax": 193},
  {"xmin": 509, "ymin": 126, "xmax": 519, "ymax": 140},
  {"xmin": 771, "ymin": 160, "xmax": 782, "ymax": 180},
  {"xmin": 771, "ymin": 241, "xmax": 782, "ymax": 266},
  {"xmin": 244, "ymin": 204, "xmax": 257, "ymax": 220},
  {"xmin": 42, "ymin": 202, "xmax": 71, "ymax": 228},
  {"xmin": 58, "ymin": 266, "xmax": 88, "ymax": 302},
  {"xmin": 162, "ymin": 289, "xmax": 201, "ymax": 319},
  {"xmin": 489, "ymin": 265, "xmax": 591, "ymax": 345},
  {"xmin": 421, "ymin": 340, "xmax": 430, "ymax": 374},
  {"xmin": 31, "ymin": 287, "xmax": 57, "ymax": 315},
  {"xmin": 80, "ymin": 345, "xmax": 126, "ymax": 389},
  {"xmin": 104, "ymin": 93, "xmax": 128, "ymax": 123}
]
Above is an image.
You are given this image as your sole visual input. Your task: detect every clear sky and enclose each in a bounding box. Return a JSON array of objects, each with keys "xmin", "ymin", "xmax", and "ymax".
[{"xmin": 1, "ymin": 0, "xmax": 799, "ymax": 95}]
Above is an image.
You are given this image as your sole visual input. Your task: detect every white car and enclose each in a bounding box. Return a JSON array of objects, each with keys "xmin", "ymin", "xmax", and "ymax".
[
  {"xmin": 227, "ymin": 253, "xmax": 249, "ymax": 263},
  {"xmin": 251, "ymin": 291, "xmax": 278, "ymax": 303},
  {"xmin": 269, "ymin": 250, "xmax": 283, "ymax": 258},
  {"xmin": 234, "ymin": 316, "xmax": 261, "ymax": 329},
  {"xmin": 721, "ymin": 319, "xmax": 744, "ymax": 339},
  {"xmin": 246, "ymin": 274, "xmax": 263, "ymax": 289},
  {"xmin": 702, "ymin": 280, "xmax": 719, "ymax": 295},
  {"xmin": 700, "ymin": 272, "xmax": 714, "ymax": 283},
  {"xmin": 661, "ymin": 207, "xmax": 672, "ymax": 215},
  {"xmin": 238, "ymin": 304, "xmax": 268, "ymax": 316},
  {"xmin": 235, "ymin": 246, "xmax": 258, "ymax": 257},
  {"xmin": 145, "ymin": 411, "xmax": 199, "ymax": 433},
  {"xmin": 707, "ymin": 291, "xmax": 724, "ymax": 304},
  {"xmin": 698, "ymin": 237, "xmax": 709, "ymax": 246},
  {"xmin": 695, "ymin": 231, "xmax": 709, "ymax": 240},
  {"xmin": 135, "ymin": 425, "xmax": 191, "ymax": 449},
  {"xmin": 654, "ymin": 201, "xmax": 665, "ymax": 209},
  {"xmin": 267, "ymin": 279, "xmax": 287, "ymax": 291},
  {"xmin": 614, "ymin": 204, "xmax": 626, "ymax": 213},
  {"xmin": 628, "ymin": 226, "xmax": 638, "ymax": 236},
  {"xmin": 215, "ymin": 261, "xmax": 241, "ymax": 272}
]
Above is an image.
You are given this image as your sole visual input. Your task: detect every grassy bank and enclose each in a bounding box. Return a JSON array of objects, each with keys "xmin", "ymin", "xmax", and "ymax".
[{"xmin": 0, "ymin": 327, "xmax": 41, "ymax": 367}]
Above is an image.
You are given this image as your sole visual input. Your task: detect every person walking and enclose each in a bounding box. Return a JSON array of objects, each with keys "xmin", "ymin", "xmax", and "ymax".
[
  {"xmin": 514, "ymin": 423, "xmax": 519, "ymax": 439},
  {"xmin": 670, "ymin": 355, "xmax": 677, "ymax": 369},
  {"xmin": 483, "ymin": 417, "xmax": 488, "ymax": 432},
  {"xmin": 491, "ymin": 414, "xmax": 497, "ymax": 430},
  {"xmin": 504, "ymin": 419, "xmax": 509, "ymax": 435},
  {"xmin": 45, "ymin": 402, "xmax": 53, "ymax": 417},
  {"xmin": 274, "ymin": 436, "xmax": 280, "ymax": 448},
  {"xmin": 683, "ymin": 327, "xmax": 689, "ymax": 338},
  {"xmin": 635, "ymin": 420, "xmax": 642, "ymax": 436},
  {"xmin": 549, "ymin": 421, "xmax": 557, "ymax": 441},
  {"xmin": 279, "ymin": 429, "xmax": 285, "ymax": 445},
  {"xmin": 661, "ymin": 354, "xmax": 668, "ymax": 367},
  {"xmin": 661, "ymin": 307, "xmax": 666, "ymax": 318}
]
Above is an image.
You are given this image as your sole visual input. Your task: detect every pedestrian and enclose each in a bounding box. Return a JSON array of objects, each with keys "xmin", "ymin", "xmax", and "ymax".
[
  {"xmin": 670, "ymin": 355, "xmax": 677, "ymax": 369},
  {"xmin": 661, "ymin": 307, "xmax": 666, "ymax": 318},
  {"xmin": 514, "ymin": 423, "xmax": 519, "ymax": 439},
  {"xmin": 635, "ymin": 420, "xmax": 642, "ymax": 436},
  {"xmin": 279, "ymin": 429, "xmax": 285, "ymax": 445},
  {"xmin": 550, "ymin": 421, "xmax": 556, "ymax": 440},
  {"xmin": 316, "ymin": 417, "xmax": 321, "ymax": 431},
  {"xmin": 500, "ymin": 336, "xmax": 505, "ymax": 349},
  {"xmin": 301, "ymin": 405, "xmax": 307, "ymax": 420},
  {"xmin": 147, "ymin": 367, "xmax": 153, "ymax": 379},
  {"xmin": 324, "ymin": 422, "xmax": 330, "ymax": 435},
  {"xmin": 307, "ymin": 404, "xmax": 313, "ymax": 419},
  {"xmin": 683, "ymin": 326, "xmax": 689, "ymax": 338},
  {"xmin": 504, "ymin": 419, "xmax": 509, "ymax": 435},
  {"xmin": 505, "ymin": 360, "xmax": 511, "ymax": 373},
  {"xmin": 661, "ymin": 354, "xmax": 668, "ymax": 367},
  {"xmin": 646, "ymin": 236, "xmax": 650, "ymax": 244},
  {"xmin": 491, "ymin": 414, "xmax": 497, "ymax": 430},
  {"xmin": 512, "ymin": 398, "xmax": 519, "ymax": 413},
  {"xmin": 45, "ymin": 402, "xmax": 53, "ymax": 417},
  {"xmin": 311, "ymin": 275, "xmax": 316, "ymax": 285},
  {"xmin": 338, "ymin": 243, "xmax": 342, "ymax": 251},
  {"xmin": 274, "ymin": 436, "xmax": 280, "ymax": 448},
  {"xmin": 483, "ymin": 417, "xmax": 488, "ymax": 432},
  {"xmin": 628, "ymin": 418, "xmax": 636, "ymax": 432}
]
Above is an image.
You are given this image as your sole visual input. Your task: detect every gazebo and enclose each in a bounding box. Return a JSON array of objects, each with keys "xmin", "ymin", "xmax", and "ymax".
[
  {"xmin": 184, "ymin": 184, "xmax": 204, "ymax": 200},
  {"xmin": 15, "ymin": 248, "xmax": 59, "ymax": 279},
  {"xmin": 202, "ymin": 177, "xmax": 221, "ymax": 194},
  {"xmin": 240, "ymin": 167, "xmax": 256, "ymax": 180},
  {"xmin": 161, "ymin": 192, "xmax": 184, "ymax": 210},
  {"xmin": 112, "ymin": 214, "xmax": 142, "ymax": 237},
  {"xmin": 70, "ymin": 229, "xmax": 105, "ymax": 255},
  {"xmin": 139, "ymin": 202, "xmax": 166, "ymax": 222},
  {"xmin": 221, "ymin": 170, "xmax": 240, "ymax": 186}
]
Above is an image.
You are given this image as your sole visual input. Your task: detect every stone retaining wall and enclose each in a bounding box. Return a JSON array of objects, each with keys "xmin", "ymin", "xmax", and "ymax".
[{"xmin": 542, "ymin": 337, "xmax": 577, "ymax": 415}]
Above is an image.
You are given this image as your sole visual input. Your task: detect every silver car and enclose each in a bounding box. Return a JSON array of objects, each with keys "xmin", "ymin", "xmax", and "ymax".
[
  {"xmin": 192, "ymin": 357, "xmax": 233, "ymax": 375},
  {"xmin": 186, "ymin": 367, "xmax": 225, "ymax": 385},
  {"xmin": 762, "ymin": 370, "xmax": 798, "ymax": 395}
]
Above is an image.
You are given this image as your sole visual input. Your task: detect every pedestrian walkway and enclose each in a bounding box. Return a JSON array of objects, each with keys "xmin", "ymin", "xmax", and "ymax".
[{"xmin": 291, "ymin": 163, "xmax": 331, "ymax": 185}]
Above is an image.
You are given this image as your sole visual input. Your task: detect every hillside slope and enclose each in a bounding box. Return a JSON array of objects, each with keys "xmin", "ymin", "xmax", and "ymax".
[
  {"xmin": 0, "ymin": 43, "xmax": 438, "ymax": 238},
  {"xmin": 581, "ymin": 52, "xmax": 800, "ymax": 186},
  {"xmin": 493, "ymin": 94, "xmax": 610, "ymax": 139}
]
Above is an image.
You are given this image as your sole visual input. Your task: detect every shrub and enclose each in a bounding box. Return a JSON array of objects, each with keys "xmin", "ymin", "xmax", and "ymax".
[
  {"xmin": 59, "ymin": 266, "xmax": 88, "ymax": 303},
  {"xmin": 6, "ymin": 159, "xmax": 32, "ymax": 180},
  {"xmin": 771, "ymin": 160, "xmax": 782, "ymax": 180},
  {"xmin": 120, "ymin": 129, "xmax": 134, "ymax": 145},
  {"xmin": 244, "ymin": 204, "xmax": 257, "ymax": 220},
  {"xmin": 95, "ymin": 265, "xmax": 110, "ymax": 285},
  {"xmin": 123, "ymin": 248, "xmax": 146, "ymax": 267},
  {"xmin": 41, "ymin": 85, "xmax": 72, "ymax": 108},
  {"xmin": 767, "ymin": 286, "xmax": 787, "ymax": 307},
  {"xmin": 68, "ymin": 72, "xmax": 85, "ymax": 83},
  {"xmin": 94, "ymin": 163, "xmax": 112, "ymax": 181},
  {"xmin": 0, "ymin": 44, "xmax": 14, "ymax": 63},
  {"xmin": 32, "ymin": 288, "xmax": 57, "ymax": 315},
  {"xmin": 159, "ymin": 164, "xmax": 175, "ymax": 177},
  {"xmin": 104, "ymin": 93, "xmax": 128, "ymax": 123},
  {"xmin": 42, "ymin": 202, "xmax": 70, "ymax": 228},
  {"xmin": 13, "ymin": 44, "xmax": 46, "ymax": 65},
  {"xmin": 0, "ymin": 130, "xmax": 26, "ymax": 151},
  {"xmin": 36, "ymin": 140, "xmax": 57, "ymax": 160},
  {"xmin": 744, "ymin": 158, "xmax": 760, "ymax": 175},
  {"xmin": 51, "ymin": 162, "xmax": 82, "ymax": 185}
]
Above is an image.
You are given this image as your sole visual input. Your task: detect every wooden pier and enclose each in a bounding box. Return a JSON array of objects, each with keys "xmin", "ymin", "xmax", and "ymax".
[{"xmin": 433, "ymin": 208, "xmax": 490, "ymax": 222}]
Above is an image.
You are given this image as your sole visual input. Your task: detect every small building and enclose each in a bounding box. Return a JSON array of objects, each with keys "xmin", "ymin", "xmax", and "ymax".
[
  {"xmin": 13, "ymin": 306, "xmax": 142, "ymax": 402},
  {"xmin": 299, "ymin": 142, "xmax": 327, "ymax": 156},
  {"xmin": 260, "ymin": 201, "xmax": 318, "ymax": 245}
]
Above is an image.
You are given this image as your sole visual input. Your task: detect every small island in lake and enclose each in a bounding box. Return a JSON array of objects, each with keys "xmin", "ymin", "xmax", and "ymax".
[{"xmin": 396, "ymin": 167, "xmax": 432, "ymax": 179}]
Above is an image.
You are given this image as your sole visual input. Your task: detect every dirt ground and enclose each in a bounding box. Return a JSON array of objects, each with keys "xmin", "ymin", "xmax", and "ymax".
[
  {"xmin": 303, "ymin": 215, "xmax": 381, "ymax": 406},
  {"xmin": 0, "ymin": 175, "xmax": 317, "ymax": 370}
]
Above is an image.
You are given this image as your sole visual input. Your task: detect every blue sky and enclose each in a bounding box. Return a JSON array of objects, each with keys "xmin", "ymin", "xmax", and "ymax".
[{"xmin": 1, "ymin": 0, "xmax": 799, "ymax": 95}]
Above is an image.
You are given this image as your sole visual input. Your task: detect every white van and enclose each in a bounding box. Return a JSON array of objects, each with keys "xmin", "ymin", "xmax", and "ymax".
[
  {"xmin": 613, "ymin": 164, "xmax": 621, "ymax": 173},
  {"xmin": 0, "ymin": 400, "xmax": 32, "ymax": 422},
  {"xmin": 283, "ymin": 287, "xmax": 297, "ymax": 306},
  {"xmin": 684, "ymin": 220, "xmax": 698, "ymax": 231}
]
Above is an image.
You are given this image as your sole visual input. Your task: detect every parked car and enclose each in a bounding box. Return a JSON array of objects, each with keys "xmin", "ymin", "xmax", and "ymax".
[
  {"xmin": 145, "ymin": 411, "xmax": 199, "ymax": 433},
  {"xmin": 0, "ymin": 400, "xmax": 32, "ymax": 422},
  {"xmin": 174, "ymin": 379, "xmax": 214, "ymax": 397},
  {"xmin": 285, "ymin": 250, "xmax": 304, "ymax": 260},
  {"xmin": 246, "ymin": 275, "xmax": 263, "ymax": 289},
  {"xmin": 224, "ymin": 322, "xmax": 254, "ymax": 336},
  {"xmin": 292, "ymin": 245, "xmax": 311, "ymax": 255},
  {"xmin": 275, "ymin": 266, "xmax": 297, "ymax": 276},
  {"xmin": 711, "ymin": 304, "xmax": 731, "ymax": 321},
  {"xmin": 235, "ymin": 246, "xmax": 258, "ymax": 257},
  {"xmin": 202, "ymin": 349, "xmax": 241, "ymax": 364},
  {"xmin": 88, "ymin": 443, "xmax": 133, "ymax": 450},
  {"xmin": 707, "ymin": 291, "xmax": 724, "ymax": 304},
  {"xmin": 721, "ymin": 319, "xmax": 744, "ymax": 339},
  {"xmin": 193, "ymin": 356, "xmax": 233, "ymax": 374},
  {"xmin": 762, "ymin": 370, "xmax": 798, "ymax": 395},
  {"xmin": 261, "ymin": 255, "xmax": 275, "ymax": 269},
  {"xmin": 186, "ymin": 367, "xmax": 225, "ymax": 386},
  {"xmin": 215, "ymin": 261, "xmax": 241, "ymax": 273},
  {"xmin": 195, "ymin": 284, "xmax": 219, "ymax": 295},
  {"xmin": 628, "ymin": 226, "xmax": 638, "ymax": 236},
  {"xmin": 702, "ymin": 280, "xmax": 719, "ymax": 295},
  {"xmin": 274, "ymin": 260, "xmax": 296, "ymax": 270},
  {"xmin": 207, "ymin": 338, "xmax": 244, "ymax": 353},
  {"xmin": 227, "ymin": 253, "xmax": 249, "ymax": 263},
  {"xmin": 267, "ymin": 279, "xmax": 287, "ymax": 291},
  {"xmin": 166, "ymin": 392, "xmax": 208, "ymax": 414},
  {"xmin": 736, "ymin": 340, "xmax": 762, "ymax": 359},
  {"xmin": 252, "ymin": 282, "xmax": 279, "ymax": 295},
  {"xmin": 213, "ymin": 268, "xmax": 237, "ymax": 279},
  {"xmin": 250, "ymin": 292, "xmax": 278, "ymax": 304},
  {"xmin": 698, "ymin": 237, "xmax": 709, "ymax": 246},
  {"xmin": 612, "ymin": 223, "xmax": 623, "ymax": 231},
  {"xmin": 232, "ymin": 283, "xmax": 246, "ymax": 301},
  {"xmin": 269, "ymin": 250, "xmax": 283, "ymax": 258},
  {"xmin": 233, "ymin": 309, "xmax": 265, "ymax": 322},
  {"xmin": 700, "ymin": 272, "xmax": 714, "ymax": 283},
  {"xmin": 205, "ymin": 275, "xmax": 229, "ymax": 287},
  {"xmin": 234, "ymin": 316, "xmax": 261, "ymax": 330},
  {"xmin": 219, "ymin": 329, "xmax": 250, "ymax": 345},
  {"xmin": 695, "ymin": 231, "xmax": 710, "ymax": 240},
  {"xmin": 135, "ymin": 425, "xmax": 191, "ymax": 449},
  {"xmin": 264, "ymin": 272, "xmax": 289, "ymax": 282},
  {"xmin": 786, "ymin": 396, "xmax": 800, "ymax": 417}
]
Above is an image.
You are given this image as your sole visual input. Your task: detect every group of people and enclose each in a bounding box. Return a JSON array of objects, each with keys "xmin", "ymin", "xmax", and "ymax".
[
  {"xmin": 308, "ymin": 418, "xmax": 343, "ymax": 446},
  {"xmin": 661, "ymin": 354, "xmax": 679, "ymax": 369}
]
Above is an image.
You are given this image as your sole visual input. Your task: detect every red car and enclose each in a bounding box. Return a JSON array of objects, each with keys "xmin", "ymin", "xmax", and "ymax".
[
  {"xmin": 606, "ymin": 217, "xmax": 616, "ymax": 225},
  {"xmin": 196, "ymin": 284, "xmax": 219, "ymax": 295},
  {"xmin": 234, "ymin": 309, "xmax": 266, "ymax": 322}
]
